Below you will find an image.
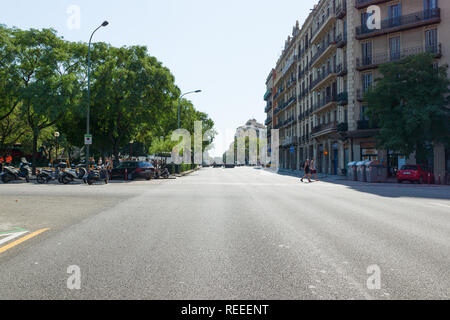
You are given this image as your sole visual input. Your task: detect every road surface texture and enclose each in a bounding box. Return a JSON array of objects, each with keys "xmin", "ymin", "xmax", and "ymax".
[{"xmin": 0, "ymin": 167, "xmax": 449, "ymax": 300}]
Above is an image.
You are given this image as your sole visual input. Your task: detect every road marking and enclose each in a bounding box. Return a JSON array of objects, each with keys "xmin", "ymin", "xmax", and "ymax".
[
  {"xmin": 429, "ymin": 202, "xmax": 450, "ymax": 209},
  {"xmin": 0, "ymin": 228, "xmax": 50, "ymax": 255},
  {"xmin": 0, "ymin": 230, "xmax": 29, "ymax": 246},
  {"xmin": 0, "ymin": 227, "xmax": 27, "ymax": 236}
]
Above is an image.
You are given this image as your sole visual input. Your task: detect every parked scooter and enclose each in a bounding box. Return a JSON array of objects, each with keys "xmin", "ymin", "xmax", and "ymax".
[
  {"xmin": 59, "ymin": 165, "xmax": 87, "ymax": 185},
  {"xmin": 0, "ymin": 158, "xmax": 31, "ymax": 183},
  {"xmin": 85, "ymin": 165, "xmax": 109, "ymax": 185},
  {"xmin": 154, "ymin": 165, "xmax": 170, "ymax": 179},
  {"xmin": 36, "ymin": 163, "xmax": 64, "ymax": 184}
]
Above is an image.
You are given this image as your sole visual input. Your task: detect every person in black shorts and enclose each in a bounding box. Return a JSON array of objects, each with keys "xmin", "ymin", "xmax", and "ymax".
[{"xmin": 301, "ymin": 159, "xmax": 312, "ymax": 183}]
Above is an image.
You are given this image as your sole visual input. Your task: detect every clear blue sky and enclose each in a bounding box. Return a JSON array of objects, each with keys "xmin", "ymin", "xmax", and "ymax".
[{"xmin": 0, "ymin": 0, "xmax": 313, "ymax": 156}]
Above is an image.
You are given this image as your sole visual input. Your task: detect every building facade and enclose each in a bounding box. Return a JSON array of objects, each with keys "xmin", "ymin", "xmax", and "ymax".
[{"xmin": 265, "ymin": 0, "xmax": 450, "ymax": 182}]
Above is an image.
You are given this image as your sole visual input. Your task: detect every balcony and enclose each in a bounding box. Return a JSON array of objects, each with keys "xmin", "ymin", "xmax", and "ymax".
[
  {"xmin": 336, "ymin": 62, "xmax": 347, "ymax": 77},
  {"xmin": 282, "ymin": 136, "xmax": 295, "ymax": 147},
  {"xmin": 336, "ymin": 33, "xmax": 347, "ymax": 49},
  {"xmin": 264, "ymin": 89, "xmax": 272, "ymax": 101},
  {"xmin": 312, "ymin": 121, "xmax": 338, "ymax": 137},
  {"xmin": 265, "ymin": 102, "xmax": 272, "ymax": 113},
  {"xmin": 336, "ymin": 1, "xmax": 347, "ymax": 19},
  {"xmin": 310, "ymin": 38, "xmax": 337, "ymax": 69},
  {"xmin": 355, "ymin": 0, "xmax": 390, "ymax": 9},
  {"xmin": 311, "ymin": 67, "xmax": 337, "ymax": 91},
  {"xmin": 337, "ymin": 92, "xmax": 348, "ymax": 106},
  {"xmin": 286, "ymin": 77, "xmax": 297, "ymax": 90},
  {"xmin": 311, "ymin": 8, "xmax": 336, "ymax": 44},
  {"xmin": 356, "ymin": 43, "xmax": 442, "ymax": 71},
  {"xmin": 265, "ymin": 117, "xmax": 273, "ymax": 126},
  {"xmin": 313, "ymin": 94, "xmax": 338, "ymax": 113},
  {"xmin": 356, "ymin": 9, "xmax": 441, "ymax": 40},
  {"xmin": 282, "ymin": 55, "xmax": 298, "ymax": 76}
]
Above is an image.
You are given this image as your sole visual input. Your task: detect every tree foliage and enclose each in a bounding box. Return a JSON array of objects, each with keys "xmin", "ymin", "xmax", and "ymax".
[
  {"xmin": 0, "ymin": 25, "xmax": 215, "ymax": 167},
  {"xmin": 365, "ymin": 53, "xmax": 450, "ymax": 162}
]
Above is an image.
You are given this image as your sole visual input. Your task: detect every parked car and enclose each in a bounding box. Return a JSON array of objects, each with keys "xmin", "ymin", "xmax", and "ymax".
[
  {"xmin": 224, "ymin": 163, "xmax": 236, "ymax": 169},
  {"xmin": 397, "ymin": 165, "xmax": 434, "ymax": 184},
  {"xmin": 110, "ymin": 161, "xmax": 155, "ymax": 180},
  {"xmin": 212, "ymin": 162, "xmax": 223, "ymax": 168}
]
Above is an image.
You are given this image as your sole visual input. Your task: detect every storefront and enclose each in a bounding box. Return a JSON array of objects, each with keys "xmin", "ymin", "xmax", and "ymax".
[{"xmin": 360, "ymin": 142, "xmax": 378, "ymax": 161}]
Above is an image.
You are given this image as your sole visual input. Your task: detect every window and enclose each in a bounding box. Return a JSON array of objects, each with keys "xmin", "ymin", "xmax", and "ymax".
[
  {"xmin": 363, "ymin": 73, "xmax": 373, "ymax": 92},
  {"xmin": 362, "ymin": 42, "xmax": 372, "ymax": 65},
  {"xmin": 425, "ymin": 29, "xmax": 438, "ymax": 53},
  {"xmin": 424, "ymin": 0, "xmax": 438, "ymax": 11},
  {"xmin": 360, "ymin": 105, "xmax": 369, "ymax": 121},
  {"xmin": 388, "ymin": 4, "xmax": 402, "ymax": 26},
  {"xmin": 389, "ymin": 36, "xmax": 401, "ymax": 61}
]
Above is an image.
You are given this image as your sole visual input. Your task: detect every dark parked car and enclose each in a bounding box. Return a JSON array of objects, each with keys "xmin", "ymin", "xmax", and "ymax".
[{"xmin": 110, "ymin": 161, "xmax": 155, "ymax": 181}]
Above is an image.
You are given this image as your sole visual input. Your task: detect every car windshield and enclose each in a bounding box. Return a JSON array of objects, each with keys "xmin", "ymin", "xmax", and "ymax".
[{"xmin": 401, "ymin": 165, "xmax": 418, "ymax": 171}]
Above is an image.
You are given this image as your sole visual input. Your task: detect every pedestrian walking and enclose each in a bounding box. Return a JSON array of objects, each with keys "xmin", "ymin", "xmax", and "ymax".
[
  {"xmin": 301, "ymin": 159, "xmax": 312, "ymax": 183},
  {"xmin": 311, "ymin": 158, "xmax": 319, "ymax": 181}
]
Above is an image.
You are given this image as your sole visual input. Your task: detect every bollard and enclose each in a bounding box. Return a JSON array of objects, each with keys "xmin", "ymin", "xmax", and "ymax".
[
  {"xmin": 438, "ymin": 174, "xmax": 441, "ymax": 185},
  {"xmin": 124, "ymin": 168, "xmax": 128, "ymax": 181},
  {"xmin": 428, "ymin": 173, "xmax": 431, "ymax": 185}
]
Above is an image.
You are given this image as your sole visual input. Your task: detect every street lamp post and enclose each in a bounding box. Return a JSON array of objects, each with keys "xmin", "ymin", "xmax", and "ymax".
[
  {"xmin": 54, "ymin": 131, "xmax": 60, "ymax": 163},
  {"xmin": 178, "ymin": 90, "xmax": 202, "ymax": 129},
  {"xmin": 176, "ymin": 90, "xmax": 201, "ymax": 174},
  {"xmin": 86, "ymin": 21, "xmax": 109, "ymax": 170}
]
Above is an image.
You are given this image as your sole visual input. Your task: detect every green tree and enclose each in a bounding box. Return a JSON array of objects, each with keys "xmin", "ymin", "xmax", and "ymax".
[
  {"xmin": 365, "ymin": 53, "xmax": 450, "ymax": 163},
  {"xmin": 9, "ymin": 27, "xmax": 82, "ymax": 173},
  {"xmin": 0, "ymin": 25, "xmax": 21, "ymax": 123}
]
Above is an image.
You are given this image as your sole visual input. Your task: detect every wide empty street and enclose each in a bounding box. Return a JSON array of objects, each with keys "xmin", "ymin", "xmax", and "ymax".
[{"xmin": 0, "ymin": 167, "xmax": 449, "ymax": 300}]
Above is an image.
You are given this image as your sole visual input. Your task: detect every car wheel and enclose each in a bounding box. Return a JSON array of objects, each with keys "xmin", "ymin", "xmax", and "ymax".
[{"xmin": 397, "ymin": 180, "xmax": 402, "ymax": 184}]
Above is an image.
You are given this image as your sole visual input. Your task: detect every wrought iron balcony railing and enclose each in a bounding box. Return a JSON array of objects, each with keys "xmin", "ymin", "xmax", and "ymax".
[{"xmin": 356, "ymin": 9, "xmax": 441, "ymax": 38}]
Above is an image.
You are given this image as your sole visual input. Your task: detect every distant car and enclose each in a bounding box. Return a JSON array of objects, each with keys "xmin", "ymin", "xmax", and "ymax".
[
  {"xmin": 110, "ymin": 161, "xmax": 155, "ymax": 180},
  {"xmin": 212, "ymin": 163, "xmax": 223, "ymax": 168},
  {"xmin": 224, "ymin": 163, "xmax": 236, "ymax": 169},
  {"xmin": 397, "ymin": 165, "xmax": 434, "ymax": 184}
]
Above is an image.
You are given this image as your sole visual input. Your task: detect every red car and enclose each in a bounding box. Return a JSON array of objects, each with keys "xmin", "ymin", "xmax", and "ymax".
[{"xmin": 397, "ymin": 165, "xmax": 434, "ymax": 184}]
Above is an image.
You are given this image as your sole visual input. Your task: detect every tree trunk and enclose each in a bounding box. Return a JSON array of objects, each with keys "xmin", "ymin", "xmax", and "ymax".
[{"xmin": 32, "ymin": 130, "xmax": 39, "ymax": 175}]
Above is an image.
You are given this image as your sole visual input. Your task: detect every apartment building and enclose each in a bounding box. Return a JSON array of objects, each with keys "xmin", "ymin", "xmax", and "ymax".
[
  {"xmin": 264, "ymin": 69, "xmax": 275, "ymax": 157},
  {"xmin": 265, "ymin": 0, "xmax": 450, "ymax": 181}
]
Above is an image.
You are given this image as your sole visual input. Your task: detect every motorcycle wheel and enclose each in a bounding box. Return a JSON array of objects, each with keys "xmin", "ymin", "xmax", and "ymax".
[
  {"xmin": 1, "ymin": 175, "xmax": 10, "ymax": 183},
  {"xmin": 36, "ymin": 174, "xmax": 46, "ymax": 184},
  {"xmin": 62, "ymin": 176, "xmax": 73, "ymax": 185},
  {"xmin": 87, "ymin": 178, "xmax": 94, "ymax": 185}
]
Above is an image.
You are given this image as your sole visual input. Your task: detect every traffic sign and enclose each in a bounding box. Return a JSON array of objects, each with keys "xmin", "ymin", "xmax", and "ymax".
[{"xmin": 84, "ymin": 134, "xmax": 92, "ymax": 145}]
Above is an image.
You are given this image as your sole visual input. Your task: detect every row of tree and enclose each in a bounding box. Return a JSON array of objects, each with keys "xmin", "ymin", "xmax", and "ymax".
[{"xmin": 0, "ymin": 25, "xmax": 214, "ymax": 173}]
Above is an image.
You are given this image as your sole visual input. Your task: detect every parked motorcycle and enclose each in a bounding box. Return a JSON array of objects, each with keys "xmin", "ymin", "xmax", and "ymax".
[
  {"xmin": 85, "ymin": 166, "xmax": 109, "ymax": 185},
  {"xmin": 155, "ymin": 165, "xmax": 170, "ymax": 179},
  {"xmin": 36, "ymin": 164, "xmax": 64, "ymax": 184},
  {"xmin": 59, "ymin": 165, "xmax": 87, "ymax": 185},
  {"xmin": 0, "ymin": 159, "xmax": 31, "ymax": 183}
]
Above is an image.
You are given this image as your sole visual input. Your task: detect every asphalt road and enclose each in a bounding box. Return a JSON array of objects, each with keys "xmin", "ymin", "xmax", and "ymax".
[{"xmin": 0, "ymin": 167, "xmax": 449, "ymax": 300}]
